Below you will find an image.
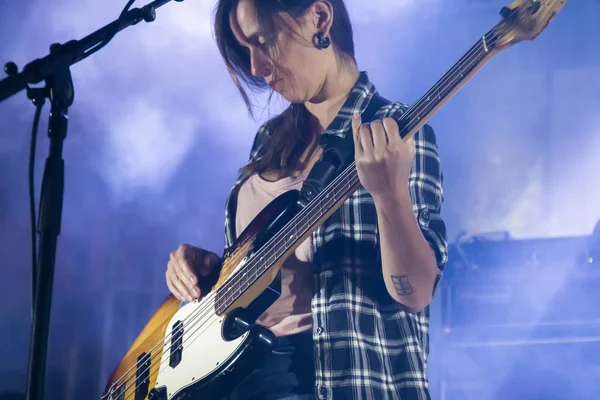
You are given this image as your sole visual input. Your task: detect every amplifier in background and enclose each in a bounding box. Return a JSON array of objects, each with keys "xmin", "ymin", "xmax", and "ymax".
[
  {"xmin": 429, "ymin": 341, "xmax": 600, "ymax": 400},
  {"xmin": 439, "ymin": 233, "xmax": 600, "ymax": 346},
  {"xmin": 446, "ymin": 233, "xmax": 593, "ymax": 273}
]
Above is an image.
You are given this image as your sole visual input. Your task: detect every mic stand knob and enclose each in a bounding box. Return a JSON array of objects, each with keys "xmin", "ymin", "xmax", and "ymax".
[{"xmin": 4, "ymin": 62, "xmax": 18, "ymax": 76}]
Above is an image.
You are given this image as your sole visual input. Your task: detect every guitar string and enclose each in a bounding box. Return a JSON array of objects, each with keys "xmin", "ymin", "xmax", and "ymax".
[
  {"xmin": 108, "ymin": 25, "xmax": 504, "ymax": 397},
  {"xmin": 107, "ymin": 23, "xmax": 506, "ymax": 398},
  {"xmin": 112, "ymin": 37, "xmax": 501, "ymax": 399},
  {"xmin": 213, "ymin": 23, "xmax": 506, "ymax": 305},
  {"xmin": 107, "ymin": 26, "xmax": 502, "ymax": 397}
]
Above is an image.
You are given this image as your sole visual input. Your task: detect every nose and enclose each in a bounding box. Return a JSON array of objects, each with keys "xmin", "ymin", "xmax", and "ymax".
[{"xmin": 250, "ymin": 48, "xmax": 272, "ymax": 79}]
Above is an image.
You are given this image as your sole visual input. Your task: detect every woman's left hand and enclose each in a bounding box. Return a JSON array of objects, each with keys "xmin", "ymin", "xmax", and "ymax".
[{"xmin": 352, "ymin": 113, "xmax": 416, "ymax": 200}]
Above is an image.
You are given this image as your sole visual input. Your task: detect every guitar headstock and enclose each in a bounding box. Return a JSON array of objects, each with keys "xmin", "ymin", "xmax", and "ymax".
[{"xmin": 494, "ymin": 0, "xmax": 567, "ymax": 50}]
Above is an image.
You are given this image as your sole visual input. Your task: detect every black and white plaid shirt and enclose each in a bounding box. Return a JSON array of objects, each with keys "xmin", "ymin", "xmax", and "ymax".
[{"xmin": 222, "ymin": 72, "xmax": 448, "ymax": 400}]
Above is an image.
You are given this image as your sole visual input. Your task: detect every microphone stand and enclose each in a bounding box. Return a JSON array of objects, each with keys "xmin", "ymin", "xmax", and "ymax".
[{"xmin": 0, "ymin": 1, "xmax": 183, "ymax": 399}]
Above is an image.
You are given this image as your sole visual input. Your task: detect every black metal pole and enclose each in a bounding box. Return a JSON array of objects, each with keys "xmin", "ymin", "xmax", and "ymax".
[
  {"xmin": 0, "ymin": 1, "xmax": 184, "ymax": 399},
  {"xmin": 26, "ymin": 43, "xmax": 72, "ymax": 400}
]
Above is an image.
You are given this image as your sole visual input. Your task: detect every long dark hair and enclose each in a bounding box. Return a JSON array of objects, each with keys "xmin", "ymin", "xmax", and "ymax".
[{"xmin": 213, "ymin": 0, "xmax": 356, "ymax": 177}]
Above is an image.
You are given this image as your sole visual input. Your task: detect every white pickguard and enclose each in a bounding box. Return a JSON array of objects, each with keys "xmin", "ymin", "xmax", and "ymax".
[{"xmin": 155, "ymin": 260, "xmax": 252, "ymax": 399}]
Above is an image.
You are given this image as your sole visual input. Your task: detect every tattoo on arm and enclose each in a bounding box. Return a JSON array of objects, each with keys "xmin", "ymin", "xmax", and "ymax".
[{"xmin": 391, "ymin": 275, "xmax": 414, "ymax": 296}]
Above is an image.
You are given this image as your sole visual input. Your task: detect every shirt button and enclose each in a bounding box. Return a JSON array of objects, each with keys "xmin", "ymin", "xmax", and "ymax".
[
  {"xmin": 422, "ymin": 209, "xmax": 431, "ymax": 221},
  {"xmin": 316, "ymin": 326, "xmax": 323, "ymax": 334},
  {"xmin": 419, "ymin": 209, "xmax": 431, "ymax": 228},
  {"xmin": 318, "ymin": 385, "xmax": 328, "ymax": 399}
]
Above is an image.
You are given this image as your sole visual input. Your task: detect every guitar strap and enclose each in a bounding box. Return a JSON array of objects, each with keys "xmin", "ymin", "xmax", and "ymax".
[{"xmin": 300, "ymin": 92, "xmax": 390, "ymax": 202}]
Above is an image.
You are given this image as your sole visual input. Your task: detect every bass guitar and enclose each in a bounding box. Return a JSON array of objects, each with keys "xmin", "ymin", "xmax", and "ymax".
[{"xmin": 102, "ymin": 1, "xmax": 567, "ymax": 399}]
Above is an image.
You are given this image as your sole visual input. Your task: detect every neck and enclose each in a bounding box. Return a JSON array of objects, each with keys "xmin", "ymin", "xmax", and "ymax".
[{"xmin": 304, "ymin": 61, "xmax": 360, "ymax": 132}]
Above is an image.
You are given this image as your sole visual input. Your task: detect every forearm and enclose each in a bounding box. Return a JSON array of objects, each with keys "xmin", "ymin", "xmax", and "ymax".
[{"xmin": 374, "ymin": 188, "xmax": 439, "ymax": 313}]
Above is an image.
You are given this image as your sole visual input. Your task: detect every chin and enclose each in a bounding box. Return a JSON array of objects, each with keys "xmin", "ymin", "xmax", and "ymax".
[
  {"xmin": 284, "ymin": 92, "xmax": 312, "ymax": 104},
  {"xmin": 273, "ymin": 85, "xmax": 309, "ymax": 104},
  {"xmin": 284, "ymin": 95, "xmax": 306, "ymax": 103},
  {"xmin": 278, "ymin": 92, "xmax": 302, "ymax": 104}
]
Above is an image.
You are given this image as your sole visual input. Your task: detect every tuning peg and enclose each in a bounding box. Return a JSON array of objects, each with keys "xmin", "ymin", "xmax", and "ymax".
[{"xmin": 528, "ymin": 0, "xmax": 541, "ymax": 14}]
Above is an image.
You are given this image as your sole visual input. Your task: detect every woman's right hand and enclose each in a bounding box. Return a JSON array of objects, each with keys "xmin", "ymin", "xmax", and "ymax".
[{"xmin": 166, "ymin": 244, "xmax": 221, "ymax": 302}]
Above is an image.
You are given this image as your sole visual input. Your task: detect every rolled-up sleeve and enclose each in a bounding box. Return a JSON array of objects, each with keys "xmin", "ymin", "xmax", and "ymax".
[{"xmin": 409, "ymin": 123, "xmax": 448, "ymax": 294}]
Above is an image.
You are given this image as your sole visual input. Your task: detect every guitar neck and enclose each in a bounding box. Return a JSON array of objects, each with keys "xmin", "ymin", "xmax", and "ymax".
[
  {"xmin": 260, "ymin": 22, "xmax": 512, "ymax": 257},
  {"xmin": 215, "ymin": 22, "xmax": 509, "ymax": 315},
  {"xmin": 398, "ymin": 23, "xmax": 506, "ymax": 140}
]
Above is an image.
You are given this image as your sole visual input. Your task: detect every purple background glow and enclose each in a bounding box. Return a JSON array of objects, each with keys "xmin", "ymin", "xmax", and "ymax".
[{"xmin": 0, "ymin": 0, "xmax": 599, "ymax": 399}]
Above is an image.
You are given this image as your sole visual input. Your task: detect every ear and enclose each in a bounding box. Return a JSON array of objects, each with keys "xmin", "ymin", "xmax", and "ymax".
[{"xmin": 310, "ymin": 1, "xmax": 334, "ymax": 36}]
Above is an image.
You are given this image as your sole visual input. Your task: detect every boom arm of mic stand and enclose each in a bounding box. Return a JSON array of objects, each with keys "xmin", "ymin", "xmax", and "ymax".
[
  {"xmin": 0, "ymin": 2, "xmax": 185, "ymax": 400},
  {"xmin": 0, "ymin": 0, "xmax": 183, "ymax": 103}
]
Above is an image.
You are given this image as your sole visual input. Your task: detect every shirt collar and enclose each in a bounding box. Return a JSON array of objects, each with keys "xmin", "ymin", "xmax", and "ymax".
[{"xmin": 322, "ymin": 71, "xmax": 378, "ymax": 139}]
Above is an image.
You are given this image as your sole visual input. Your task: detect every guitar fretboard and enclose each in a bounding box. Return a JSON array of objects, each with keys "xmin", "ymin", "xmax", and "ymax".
[
  {"xmin": 398, "ymin": 26, "xmax": 505, "ymax": 137},
  {"xmin": 215, "ymin": 22, "xmax": 508, "ymax": 316}
]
